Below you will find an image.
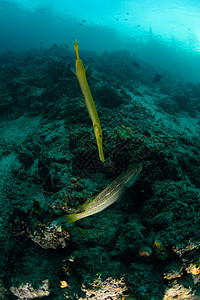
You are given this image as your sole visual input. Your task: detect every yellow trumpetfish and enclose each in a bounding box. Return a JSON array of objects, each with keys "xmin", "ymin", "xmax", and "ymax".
[
  {"xmin": 74, "ymin": 39, "xmax": 105, "ymax": 163},
  {"xmin": 65, "ymin": 163, "xmax": 143, "ymax": 224}
]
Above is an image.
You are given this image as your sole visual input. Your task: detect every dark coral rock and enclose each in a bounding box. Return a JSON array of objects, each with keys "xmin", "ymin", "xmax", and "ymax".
[
  {"xmin": 155, "ymin": 97, "xmax": 179, "ymax": 115},
  {"xmin": 72, "ymin": 149, "xmax": 104, "ymax": 177},
  {"xmin": 172, "ymin": 93, "xmax": 197, "ymax": 117},
  {"xmin": 17, "ymin": 147, "xmax": 34, "ymax": 168},
  {"xmin": 94, "ymin": 85, "xmax": 128, "ymax": 109},
  {"xmin": 113, "ymin": 217, "xmax": 146, "ymax": 261},
  {"xmin": 0, "ymin": 84, "xmax": 14, "ymax": 112},
  {"xmin": 143, "ymin": 180, "xmax": 200, "ymax": 241},
  {"xmin": 45, "ymin": 60, "xmax": 67, "ymax": 82}
]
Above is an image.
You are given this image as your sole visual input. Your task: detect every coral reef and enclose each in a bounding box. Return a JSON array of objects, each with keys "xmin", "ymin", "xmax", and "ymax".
[
  {"xmin": 114, "ymin": 125, "xmax": 132, "ymax": 140},
  {"xmin": 31, "ymin": 222, "xmax": 68, "ymax": 249},
  {"xmin": 80, "ymin": 277, "xmax": 129, "ymax": 300},
  {"xmin": 0, "ymin": 279, "xmax": 9, "ymax": 299},
  {"xmin": 10, "ymin": 280, "xmax": 50, "ymax": 299},
  {"xmin": 1, "ymin": 46, "xmax": 200, "ymax": 299}
]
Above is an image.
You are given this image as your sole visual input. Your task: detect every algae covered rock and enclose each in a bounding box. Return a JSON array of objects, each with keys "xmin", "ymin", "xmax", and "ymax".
[{"xmin": 17, "ymin": 147, "xmax": 34, "ymax": 168}]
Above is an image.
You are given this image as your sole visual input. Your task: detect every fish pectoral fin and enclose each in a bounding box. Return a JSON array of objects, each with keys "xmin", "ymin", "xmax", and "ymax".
[
  {"xmin": 80, "ymin": 202, "xmax": 90, "ymax": 212},
  {"xmin": 79, "ymin": 197, "xmax": 93, "ymax": 212},
  {"xmin": 69, "ymin": 66, "xmax": 76, "ymax": 75}
]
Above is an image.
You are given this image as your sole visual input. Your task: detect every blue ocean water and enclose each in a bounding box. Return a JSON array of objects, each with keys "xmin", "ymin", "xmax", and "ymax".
[{"xmin": 1, "ymin": 0, "xmax": 200, "ymax": 82}]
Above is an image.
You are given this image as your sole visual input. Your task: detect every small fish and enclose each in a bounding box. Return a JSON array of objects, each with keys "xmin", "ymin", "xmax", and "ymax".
[
  {"xmin": 132, "ymin": 62, "xmax": 140, "ymax": 68},
  {"xmin": 65, "ymin": 163, "xmax": 143, "ymax": 224},
  {"xmin": 153, "ymin": 73, "xmax": 162, "ymax": 82}
]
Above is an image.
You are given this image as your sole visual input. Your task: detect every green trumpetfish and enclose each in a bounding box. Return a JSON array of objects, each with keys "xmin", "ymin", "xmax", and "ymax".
[{"xmin": 65, "ymin": 163, "xmax": 143, "ymax": 224}]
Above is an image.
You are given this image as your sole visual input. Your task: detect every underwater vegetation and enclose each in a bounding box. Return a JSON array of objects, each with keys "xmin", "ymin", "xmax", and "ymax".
[{"xmin": 1, "ymin": 44, "xmax": 200, "ymax": 299}]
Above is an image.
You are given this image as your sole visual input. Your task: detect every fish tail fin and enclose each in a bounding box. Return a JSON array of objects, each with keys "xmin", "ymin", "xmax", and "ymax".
[{"xmin": 65, "ymin": 213, "xmax": 81, "ymax": 224}]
